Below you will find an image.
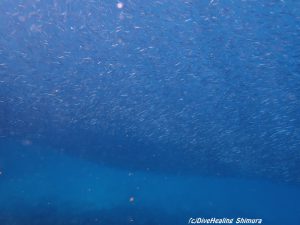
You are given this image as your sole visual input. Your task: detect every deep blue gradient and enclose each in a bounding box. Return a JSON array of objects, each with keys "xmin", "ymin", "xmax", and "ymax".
[{"xmin": 0, "ymin": 0, "xmax": 300, "ymax": 224}]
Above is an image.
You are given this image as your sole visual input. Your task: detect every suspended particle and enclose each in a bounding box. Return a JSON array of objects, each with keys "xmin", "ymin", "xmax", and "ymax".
[
  {"xmin": 129, "ymin": 196, "xmax": 135, "ymax": 203},
  {"xmin": 116, "ymin": 2, "xmax": 124, "ymax": 9}
]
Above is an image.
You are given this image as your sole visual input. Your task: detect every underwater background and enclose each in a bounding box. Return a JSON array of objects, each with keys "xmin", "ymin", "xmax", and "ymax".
[{"xmin": 0, "ymin": 0, "xmax": 300, "ymax": 224}]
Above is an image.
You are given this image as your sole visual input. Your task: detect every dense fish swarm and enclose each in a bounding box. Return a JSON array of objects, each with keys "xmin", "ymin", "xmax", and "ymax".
[{"xmin": 0, "ymin": 0, "xmax": 299, "ymax": 184}]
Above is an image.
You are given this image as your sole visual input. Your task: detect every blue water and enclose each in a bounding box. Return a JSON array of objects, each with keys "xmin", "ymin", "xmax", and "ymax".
[{"xmin": 0, "ymin": 0, "xmax": 300, "ymax": 224}]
